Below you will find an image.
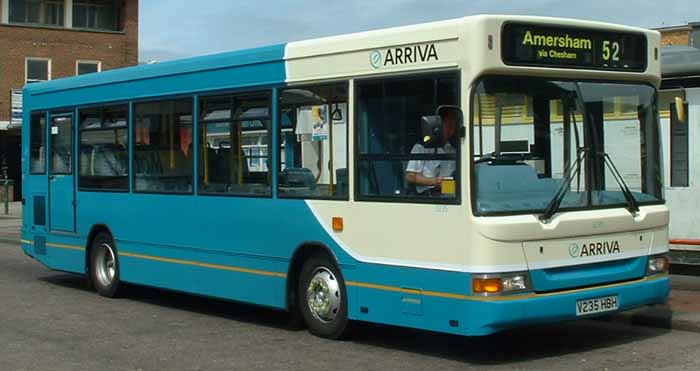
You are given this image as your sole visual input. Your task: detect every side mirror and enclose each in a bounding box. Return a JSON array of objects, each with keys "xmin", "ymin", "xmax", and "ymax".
[{"xmin": 421, "ymin": 115, "xmax": 442, "ymax": 148}]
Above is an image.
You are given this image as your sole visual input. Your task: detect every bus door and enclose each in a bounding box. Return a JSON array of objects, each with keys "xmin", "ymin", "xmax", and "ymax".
[{"xmin": 48, "ymin": 112, "xmax": 76, "ymax": 232}]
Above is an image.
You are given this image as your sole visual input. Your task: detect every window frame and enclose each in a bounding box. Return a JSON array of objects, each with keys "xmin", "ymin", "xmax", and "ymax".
[
  {"xmin": 77, "ymin": 104, "xmax": 130, "ymax": 193},
  {"xmin": 25, "ymin": 57, "xmax": 51, "ymax": 84},
  {"xmin": 468, "ymin": 74, "xmax": 666, "ymax": 217},
  {"xmin": 277, "ymin": 81, "xmax": 350, "ymax": 201},
  {"xmin": 9, "ymin": 0, "xmax": 65, "ymax": 27},
  {"xmin": 72, "ymin": 0, "xmax": 119, "ymax": 31},
  {"xmin": 353, "ymin": 71, "xmax": 462, "ymax": 205},
  {"xmin": 29, "ymin": 111, "xmax": 47, "ymax": 175},
  {"xmin": 132, "ymin": 97, "xmax": 196, "ymax": 196},
  {"xmin": 76, "ymin": 60, "xmax": 102, "ymax": 76},
  {"xmin": 197, "ymin": 89, "xmax": 274, "ymax": 199}
]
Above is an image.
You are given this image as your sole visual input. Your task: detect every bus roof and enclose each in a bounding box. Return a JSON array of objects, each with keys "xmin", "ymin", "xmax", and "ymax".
[{"xmin": 24, "ymin": 14, "xmax": 660, "ymax": 108}]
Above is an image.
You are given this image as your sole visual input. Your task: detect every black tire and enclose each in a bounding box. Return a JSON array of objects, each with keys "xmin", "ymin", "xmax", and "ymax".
[
  {"xmin": 89, "ymin": 232, "xmax": 122, "ymax": 298},
  {"xmin": 298, "ymin": 252, "xmax": 349, "ymax": 339}
]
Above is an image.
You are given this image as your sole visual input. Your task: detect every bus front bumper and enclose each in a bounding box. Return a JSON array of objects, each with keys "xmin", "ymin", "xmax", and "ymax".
[{"xmin": 466, "ymin": 275, "xmax": 669, "ymax": 336}]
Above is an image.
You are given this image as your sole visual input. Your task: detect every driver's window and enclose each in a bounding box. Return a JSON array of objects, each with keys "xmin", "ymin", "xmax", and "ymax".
[{"xmin": 356, "ymin": 73, "xmax": 460, "ymax": 202}]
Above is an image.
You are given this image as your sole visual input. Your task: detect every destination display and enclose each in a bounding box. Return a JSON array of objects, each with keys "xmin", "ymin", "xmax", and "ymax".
[{"xmin": 502, "ymin": 23, "xmax": 647, "ymax": 72}]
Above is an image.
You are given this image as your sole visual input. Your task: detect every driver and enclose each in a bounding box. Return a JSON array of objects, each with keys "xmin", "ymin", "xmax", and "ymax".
[{"xmin": 405, "ymin": 108, "xmax": 458, "ymax": 195}]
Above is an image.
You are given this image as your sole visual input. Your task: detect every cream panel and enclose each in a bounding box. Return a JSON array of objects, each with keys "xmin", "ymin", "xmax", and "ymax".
[
  {"xmin": 307, "ymin": 200, "xmax": 528, "ymax": 273},
  {"xmin": 466, "ymin": 16, "xmax": 662, "ymax": 86},
  {"xmin": 294, "ymin": 15, "xmax": 665, "ymax": 273},
  {"xmin": 285, "ymin": 38, "xmax": 462, "ymax": 83},
  {"xmin": 522, "ymin": 230, "xmax": 653, "ymax": 270},
  {"xmin": 473, "ymin": 205, "xmax": 669, "ymax": 242}
]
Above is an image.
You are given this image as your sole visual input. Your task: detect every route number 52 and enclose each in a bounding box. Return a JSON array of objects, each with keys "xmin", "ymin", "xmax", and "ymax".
[{"xmin": 602, "ymin": 40, "xmax": 620, "ymax": 62}]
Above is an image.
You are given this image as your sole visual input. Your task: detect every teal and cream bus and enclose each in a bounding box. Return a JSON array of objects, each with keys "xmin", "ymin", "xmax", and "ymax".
[{"xmin": 21, "ymin": 15, "xmax": 669, "ymax": 338}]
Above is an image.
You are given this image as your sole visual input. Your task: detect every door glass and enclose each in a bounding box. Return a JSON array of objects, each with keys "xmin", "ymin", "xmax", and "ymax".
[{"xmin": 51, "ymin": 115, "xmax": 73, "ymax": 174}]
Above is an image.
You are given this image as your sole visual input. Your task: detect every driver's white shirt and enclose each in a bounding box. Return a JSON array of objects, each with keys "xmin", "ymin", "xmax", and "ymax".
[{"xmin": 406, "ymin": 142, "xmax": 456, "ymax": 194}]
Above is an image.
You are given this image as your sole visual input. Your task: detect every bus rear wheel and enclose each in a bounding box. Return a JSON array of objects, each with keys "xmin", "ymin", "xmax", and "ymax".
[
  {"xmin": 298, "ymin": 253, "xmax": 349, "ymax": 339},
  {"xmin": 89, "ymin": 232, "xmax": 122, "ymax": 298}
]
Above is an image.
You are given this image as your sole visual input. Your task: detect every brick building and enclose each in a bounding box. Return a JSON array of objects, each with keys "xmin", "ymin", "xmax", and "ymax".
[
  {"xmin": 0, "ymin": 0, "xmax": 138, "ymax": 200},
  {"xmin": 657, "ymin": 21, "xmax": 700, "ymax": 47}
]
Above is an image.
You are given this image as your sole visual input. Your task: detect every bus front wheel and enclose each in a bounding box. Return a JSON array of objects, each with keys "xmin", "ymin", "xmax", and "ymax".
[
  {"xmin": 298, "ymin": 253, "xmax": 349, "ymax": 339},
  {"xmin": 89, "ymin": 232, "xmax": 122, "ymax": 298}
]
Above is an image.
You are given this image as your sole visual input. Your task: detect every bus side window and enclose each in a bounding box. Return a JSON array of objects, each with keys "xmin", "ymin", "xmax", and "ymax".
[
  {"xmin": 356, "ymin": 73, "xmax": 459, "ymax": 202},
  {"xmin": 278, "ymin": 83, "xmax": 348, "ymax": 199},
  {"xmin": 30, "ymin": 112, "xmax": 47, "ymax": 174},
  {"xmin": 199, "ymin": 92, "xmax": 272, "ymax": 197},
  {"xmin": 134, "ymin": 98, "xmax": 194, "ymax": 194},
  {"xmin": 78, "ymin": 105, "xmax": 129, "ymax": 190}
]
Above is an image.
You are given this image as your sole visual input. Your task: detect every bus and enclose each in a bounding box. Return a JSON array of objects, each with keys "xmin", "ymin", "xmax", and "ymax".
[
  {"xmin": 658, "ymin": 46, "xmax": 700, "ymax": 265},
  {"xmin": 21, "ymin": 15, "xmax": 670, "ymax": 339}
]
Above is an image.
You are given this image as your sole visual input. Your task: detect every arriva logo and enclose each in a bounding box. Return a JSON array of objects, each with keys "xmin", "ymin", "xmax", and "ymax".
[
  {"xmin": 569, "ymin": 241, "xmax": 621, "ymax": 258},
  {"xmin": 370, "ymin": 50, "xmax": 383, "ymax": 69},
  {"xmin": 568, "ymin": 243, "xmax": 580, "ymax": 258},
  {"xmin": 369, "ymin": 43, "xmax": 439, "ymax": 69}
]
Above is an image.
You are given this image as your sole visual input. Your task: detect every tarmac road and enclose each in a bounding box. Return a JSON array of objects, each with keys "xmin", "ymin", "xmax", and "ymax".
[{"xmin": 2, "ymin": 241, "xmax": 700, "ymax": 371}]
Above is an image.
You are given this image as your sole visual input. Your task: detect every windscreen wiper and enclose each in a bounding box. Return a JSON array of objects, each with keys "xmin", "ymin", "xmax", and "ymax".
[
  {"xmin": 539, "ymin": 148, "xmax": 587, "ymax": 222},
  {"xmin": 599, "ymin": 152, "xmax": 640, "ymax": 214}
]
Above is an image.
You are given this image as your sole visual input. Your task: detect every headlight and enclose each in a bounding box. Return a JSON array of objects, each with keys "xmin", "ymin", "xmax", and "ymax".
[
  {"xmin": 472, "ymin": 272, "xmax": 531, "ymax": 296},
  {"xmin": 647, "ymin": 253, "xmax": 670, "ymax": 275}
]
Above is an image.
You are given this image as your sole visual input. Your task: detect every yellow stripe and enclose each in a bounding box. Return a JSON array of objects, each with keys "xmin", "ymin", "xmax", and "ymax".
[
  {"xmin": 47, "ymin": 242, "xmax": 84, "ymax": 251},
  {"xmin": 349, "ymin": 274, "xmax": 669, "ymax": 302},
  {"xmin": 119, "ymin": 251, "xmax": 286, "ymax": 278},
  {"xmin": 26, "ymin": 240, "xmax": 669, "ymax": 302},
  {"xmin": 21, "ymin": 239, "xmax": 33, "ymax": 245},
  {"xmin": 347, "ymin": 281, "xmax": 471, "ymax": 300}
]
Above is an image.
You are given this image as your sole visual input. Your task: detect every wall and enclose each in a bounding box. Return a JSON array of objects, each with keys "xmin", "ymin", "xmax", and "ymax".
[
  {"xmin": 660, "ymin": 28, "xmax": 690, "ymax": 46},
  {"xmin": 0, "ymin": 0, "xmax": 138, "ymax": 123}
]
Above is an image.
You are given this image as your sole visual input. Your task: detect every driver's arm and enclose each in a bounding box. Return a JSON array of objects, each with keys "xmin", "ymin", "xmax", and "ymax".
[{"xmin": 406, "ymin": 171, "xmax": 442, "ymax": 186}]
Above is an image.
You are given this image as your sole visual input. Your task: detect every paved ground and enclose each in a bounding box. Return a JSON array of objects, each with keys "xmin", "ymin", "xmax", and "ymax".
[
  {"xmin": 2, "ymin": 241, "xmax": 700, "ymax": 371},
  {"xmin": 0, "ymin": 202, "xmax": 21, "ymax": 243}
]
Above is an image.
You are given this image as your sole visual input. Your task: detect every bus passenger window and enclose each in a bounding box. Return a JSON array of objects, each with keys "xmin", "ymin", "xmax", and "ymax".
[
  {"xmin": 278, "ymin": 83, "xmax": 348, "ymax": 199},
  {"xmin": 79, "ymin": 105, "xmax": 129, "ymax": 190},
  {"xmin": 30, "ymin": 112, "xmax": 47, "ymax": 174},
  {"xmin": 199, "ymin": 92, "xmax": 271, "ymax": 196},
  {"xmin": 134, "ymin": 98, "xmax": 194, "ymax": 193},
  {"xmin": 356, "ymin": 73, "xmax": 460, "ymax": 202}
]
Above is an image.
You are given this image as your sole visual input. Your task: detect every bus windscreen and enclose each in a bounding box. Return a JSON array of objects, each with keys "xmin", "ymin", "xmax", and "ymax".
[{"xmin": 502, "ymin": 22, "xmax": 647, "ymax": 72}]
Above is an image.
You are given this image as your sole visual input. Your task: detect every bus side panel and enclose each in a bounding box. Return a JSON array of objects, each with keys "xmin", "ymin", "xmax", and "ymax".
[
  {"xmin": 43, "ymin": 234, "xmax": 87, "ymax": 274},
  {"xmin": 73, "ymin": 193, "xmax": 357, "ymax": 309},
  {"xmin": 345, "ymin": 262, "xmax": 470, "ymax": 335},
  {"xmin": 116, "ymin": 239, "xmax": 288, "ymax": 309}
]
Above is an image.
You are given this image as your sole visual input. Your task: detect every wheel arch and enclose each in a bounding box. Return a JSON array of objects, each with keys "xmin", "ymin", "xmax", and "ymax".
[
  {"xmin": 286, "ymin": 241, "xmax": 342, "ymax": 312},
  {"xmin": 84, "ymin": 224, "xmax": 115, "ymax": 274}
]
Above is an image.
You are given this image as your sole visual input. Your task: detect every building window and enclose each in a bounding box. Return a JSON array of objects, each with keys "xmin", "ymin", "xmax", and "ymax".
[
  {"xmin": 134, "ymin": 98, "xmax": 194, "ymax": 194},
  {"xmin": 199, "ymin": 92, "xmax": 271, "ymax": 196},
  {"xmin": 30, "ymin": 112, "xmax": 47, "ymax": 174},
  {"xmin": 279, "ymin": 83, "xmax": 349, "ymax": 199},
  {"xmin": 9, "ymin": 0, "xmax": 64, "ymax": 26},
  {"xmin": 73, "ymin": 0, "xmax": 118, "ymax": 31},
  {"xmin": 26, "ymin": 58, "xmax": 50, "ymax": 84},
  {"xmin": 356, "ymin": 73, "xmax": 460, "ymax": 202},
  {"xmin": 79, "ymin": 105, "xmax": 129, "ymax": 190},
  {"xmin": 77, "ymin": 61, "xmax": 101, "ymax": 75}
]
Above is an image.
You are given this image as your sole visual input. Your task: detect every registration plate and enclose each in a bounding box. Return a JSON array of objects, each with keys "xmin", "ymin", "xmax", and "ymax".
[{"xmin": 575, "ymin": 295, "xmax": 619, "ymax": 316}]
